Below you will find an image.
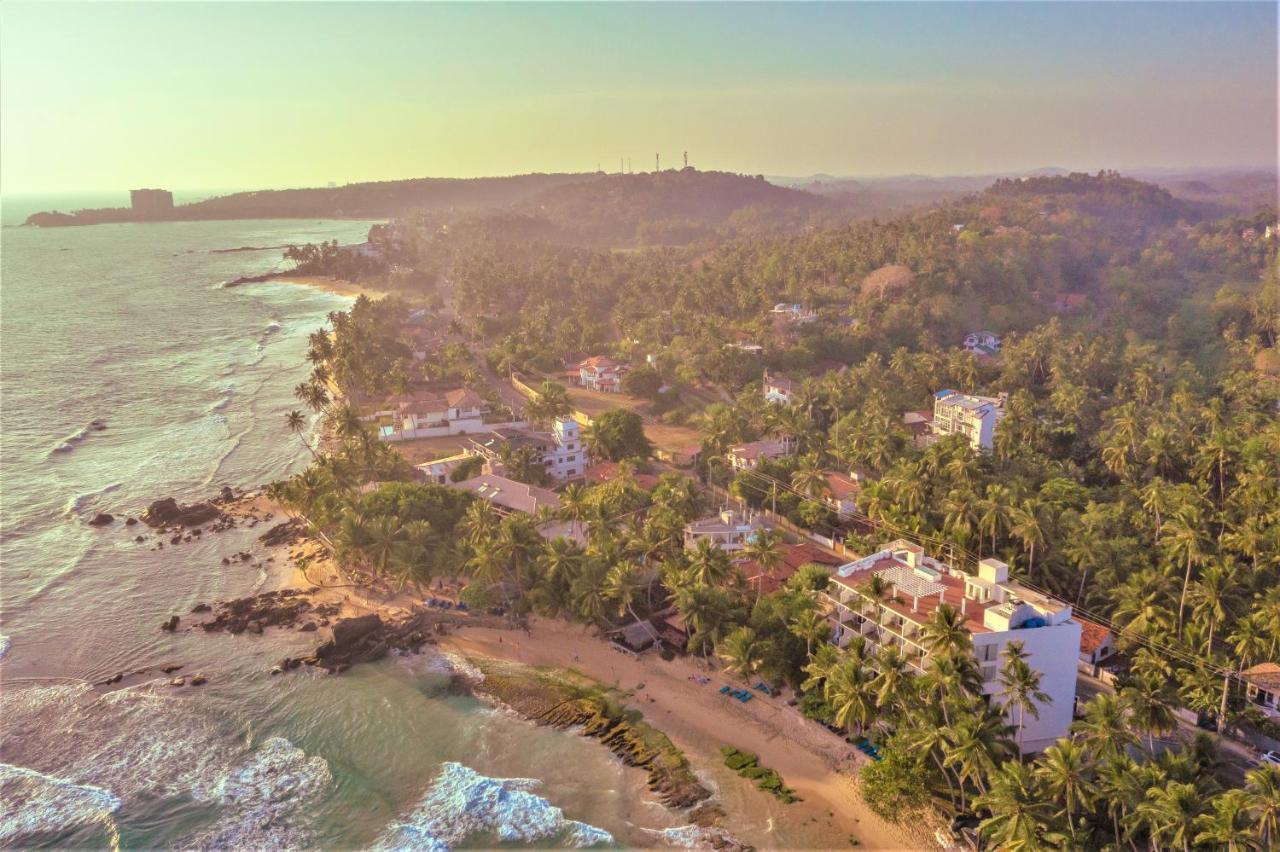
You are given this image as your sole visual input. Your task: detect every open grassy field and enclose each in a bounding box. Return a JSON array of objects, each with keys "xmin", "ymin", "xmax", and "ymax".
[
  {"xmin": 388, "ymin": 434, "xmax": 474, "ymax": 464},
  {"xmin": 563, "ymin": 386, "xmax": 702, "ymax": 452}
]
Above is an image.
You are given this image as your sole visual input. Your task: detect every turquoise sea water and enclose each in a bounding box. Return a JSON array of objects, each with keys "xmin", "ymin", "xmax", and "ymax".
[{"xmin": 0, "ymin": 209, "xmax": 682, "ymax": 848}]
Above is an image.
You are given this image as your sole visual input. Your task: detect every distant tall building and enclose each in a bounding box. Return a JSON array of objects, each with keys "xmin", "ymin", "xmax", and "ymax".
[{"xmin": 130, "ymin": 188, "xmax": 174, "ymax": 217}]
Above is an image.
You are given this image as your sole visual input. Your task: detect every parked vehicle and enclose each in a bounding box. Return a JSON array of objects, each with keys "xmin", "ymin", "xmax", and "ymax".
[{"xmin": 1255, "ymin": 750, "xmax": 1280, "ymax": 766}]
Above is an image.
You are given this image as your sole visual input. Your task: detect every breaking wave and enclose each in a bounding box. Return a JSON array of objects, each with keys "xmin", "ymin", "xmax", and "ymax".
[
  {"xmin": 372, "ymin": 762, "xmax": 613, "ymax": 851},
  {"xmin": 63, "ymin": 482, "xmax": 123, "ymax": 518},
  {"xmin": 0, "ymin": 763, "xmax": 122, "ymax": 848}
]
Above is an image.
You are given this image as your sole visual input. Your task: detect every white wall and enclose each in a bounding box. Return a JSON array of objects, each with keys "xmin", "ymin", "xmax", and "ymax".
[{"xmin": 973, "ymin": 619, "xmax": 1081, "ymax": 754}]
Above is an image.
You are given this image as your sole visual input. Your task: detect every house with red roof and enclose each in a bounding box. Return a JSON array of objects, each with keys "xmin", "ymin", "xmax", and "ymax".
[
  {"xmin": 738, "ymin": 541, "xmax": 843, "ymax": 597},
  {"xmin": 1076, "ymin": 617, "xmax": 1115, "ymax": 669},
  {"xmin": 578, "ymin": 356, "xmax": 628, "ymax": 392},
  {"xmin": 823, "ymin": 471, "xmax": 862, "ymax": 519}
]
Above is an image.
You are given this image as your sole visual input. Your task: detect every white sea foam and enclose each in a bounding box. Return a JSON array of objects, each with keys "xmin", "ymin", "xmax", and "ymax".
[
  {"xmin": 646, "ymin": 824, "xmax": 744, "ymax": 849},
  {"xmin": 49, "ymin": 423, "xmax": 93, "ymax": 455},
  {"xmin": 0, "ymin": 634, "xmax": 10, "ymax": 662},
  {"xmin": 182, "ymin": 737, "xmax": 332, "ymax": 850},
  {"xmin": 0, "ymin": 762, "xmax": 121, "ymax": 847},
  {"xmin": 62, "ymin": 482, "xmax": 122, "ymax": 517},
  {"xmin": 0, "ymin": 684, "xmax": 329, "ymax": 850},
  {"xmin": 372, "ymin": 762, "xmax": 613, "ymax": 851}
]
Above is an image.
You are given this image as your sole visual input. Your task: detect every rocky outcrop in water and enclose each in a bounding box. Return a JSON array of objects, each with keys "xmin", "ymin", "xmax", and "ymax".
[
  {"xmin": 141, "ymin": 497, "xmax": 223, "ymax": 528},
  {"xmin": 468, "ymin": 661, "xmax": 718, "ymax": 817},
  {"xmin": 89, "ymin": 513, "xmax": 115, "ymax": 527},
  {"xmin": 197, "ymin": 589, "xmax": 319, "ymax": 634}
]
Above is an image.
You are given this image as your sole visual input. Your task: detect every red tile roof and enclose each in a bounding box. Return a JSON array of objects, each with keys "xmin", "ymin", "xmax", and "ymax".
[
  {"xmin": 584, "ymin": 462, "xmax": 661, "ymax": 490},
  {"xmin": 830, "ymin": 555, "xmax": 993, "ymax": 634},
  {"xmin": 740, "ymin": 542, "xmax": 842, "ymax": 596},
  {"xmin": 1077, "ymin": 617, "xmax": 1112, "ymax": 654},
  {"xmin": 824, "ymin": 472, "xmax": 860, "ymax": 500}
]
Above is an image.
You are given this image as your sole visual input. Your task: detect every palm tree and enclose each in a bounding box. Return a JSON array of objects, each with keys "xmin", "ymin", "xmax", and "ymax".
[
  {"xmin": 1035, "ymin": 740, "xmax": 1097, "ymax": 842},
  {"xmin": 1189, "ymin": 561, "xmax": 1240, "ymax": 653},
  {"xmin": 284, "ymin": 409, "xmax": 319, "ymax": 460},
  {"xmin": 1140, "ymin": 477, "xmax": 1174, "ymax": 546},
  {"xmin": 791, "ymin": 455, "xmax": 828, "ymax": 499},
  {"xmin": 1071, "ymin": 692, "xmax": 1135, "ymax": 762},
  {"xmin": 1246, "ymin": 764, "xmax": 1280, "ymax": 848},
  {"xmin": 741, "ymin": 528, "xmax": 783, "ymax": 602},
  {"xmin": 365, "ymin": 516, "xmax": 403, "ymax": 576},
  {"xmin": 788, "ymin": 607, "xmax": 830, "ymax": 658},
  {"xmin": 685, "ymin": 537, "xmax": 733, "ymax": 589},
  {"xmin": 717, "ymin": 626, "xmax": 763, "ymax": 679},
  {"xmin": 460, "ymin": 500, "xmax": 500, "ymax": 548},
  {"xmin": 1121, "ymin": 674, "xmax": 1178, "ymax": 754},
  {"xmin": 974, "ymin": 761, "xmax": 1056, "ymax": 850},
  {"xmin": 1096, "ymin": 755, "xmax": 1145, "ymax": 850},
  {"xmin": 824, "ymin": 656, "xmax": 875, "ymax": 735},
  {"xmin": 1229, "ymin": 613, "xmax": 1270, "ymax": 669},
  {"xmin": 1137, "ymin": 781, "xmax": 1206, "ymax": 852},
  {"xmin": 1010, "ymin": 498, "xmax": 1048, "ymax": 582},
  {"xmin": 1161, "ymin": 505, "xmax": 1209, "ymax": 637},
  {"xmin": 801, "ymin": 643, "xmax": 840, "ymax": 695},
  {"xmin": 558, "ymin": 482, "xmax": 590, "ymax": 523},
  {"xmin": 999, "ymin": 643, "xmax": 1051, "ymax": 757},
  {"xmin": 943, "ymin": 709, "xmax": 1008, "ymax": 806},
  {"xmin": 1193, "ymin": 788, "xmax": 1259, "ymax": 851},
  {"xmin": 920, "ymin": 604, "xmax": 970, "ymax": 657}
]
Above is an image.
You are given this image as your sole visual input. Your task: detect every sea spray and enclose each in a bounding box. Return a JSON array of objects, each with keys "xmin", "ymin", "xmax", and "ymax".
[{"xmin": 372, "ymin": 762, "xmax": 613, "ymax": 851}]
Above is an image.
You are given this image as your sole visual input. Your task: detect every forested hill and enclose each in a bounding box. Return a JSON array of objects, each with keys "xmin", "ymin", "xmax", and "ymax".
[
  {"xmin": 21, "ymin": 169, "xmax": 821, "ymax": 235},
  {"xmin": 22, "ymin": 173, "xmax": 591, "ymax": 227},
  {"xmin": 513, "ymin": 168, "xmax": 825, "ymax": 245}
]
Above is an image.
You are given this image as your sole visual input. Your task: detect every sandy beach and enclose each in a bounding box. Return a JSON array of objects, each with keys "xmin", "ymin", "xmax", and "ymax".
[{"xmin": 272, "ymin": 274, "xmax": 394, "ymax": 301}]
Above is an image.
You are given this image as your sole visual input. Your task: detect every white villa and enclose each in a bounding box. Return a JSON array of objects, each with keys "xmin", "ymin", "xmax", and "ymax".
[
  {"xmin": 371, "ymin": 387, "xmax": 490, "ymax": 441},
  {"xmin": 963, "ymin": 331, "xmax": 1002, "ymax": 356},
  {"xmin": 683, "ymin": 508, "xmax": 769, "ymax": 553},
  {"xmin": 468, "ymin": 416, "xmax": 585, "ymax": 482},
  {"xmin": 1243, "ymin": 663, "xmax": 1280, "ymax": 719},
  {"xmin": 578, "ymin": 356, "xmax": 628, "ymax": 393},
  {"xmin": 931, "ymin": 389, "xmax": 1006, "ymax": 451},
  {"xmin": 821, "ymin": 540, "xmax": 1080, "ymax": 754}
]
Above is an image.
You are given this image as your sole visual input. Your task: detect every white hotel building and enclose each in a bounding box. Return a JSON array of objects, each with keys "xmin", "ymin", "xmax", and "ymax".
[
  {"xmin": 820, "ymin": 540, "xmax": 1080, "ymax": 753},
  {"xmin": 931, "ymin": 389, "xmax": 1006, "ymax": 451}
]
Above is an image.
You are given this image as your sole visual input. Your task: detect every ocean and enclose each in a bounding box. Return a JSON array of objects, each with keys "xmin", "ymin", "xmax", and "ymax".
[{"xmin": 0, "ymin": 207, "xmax": 682, "ymax": 848}]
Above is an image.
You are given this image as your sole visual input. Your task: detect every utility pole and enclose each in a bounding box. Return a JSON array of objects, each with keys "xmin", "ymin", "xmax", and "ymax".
[
  {"xmin": 655, "ymin": 153, "xmax": 660, "ymax": 172},
  {"xmin": 684, "ymin": 151, "xmax": 688, "ymax": 168}
]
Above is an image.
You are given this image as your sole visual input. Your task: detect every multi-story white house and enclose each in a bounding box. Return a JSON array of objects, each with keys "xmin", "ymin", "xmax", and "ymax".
[
  {"xmin": 468, "ymin": 417, "xmax": 585, "ymax": 482},
  {"xmin": 683, "ymin": 508, "xmax": 769, "ymax": 553},
  {"xmin": 820, "ymin": 540, "xmax": 1079, "ymax": 754},
  {"xmin": 931, "ymin": 390, "xmax": 1006, "ymax": 451},
  {"xmin": 578, "ymin": 356, "xmax": 627, "ymax": 392}
]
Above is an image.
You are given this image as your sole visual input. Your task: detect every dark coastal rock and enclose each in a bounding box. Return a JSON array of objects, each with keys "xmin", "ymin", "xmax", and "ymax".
[
  {"xmin": 199, "ymin": 589, "xmax": 313, "ymax": 634},
  {"xmin": 310, "ymin": 613, "xmax": 435, "ymax": 674},
  {"xmin": 88, "ymin": 513, "xmax": 114, "ymax": 527},
  {"xmin": 125, "ymin": 517, "xmax": 138, "ymax": 526},
  {"xmin": 258, "ymin": 519, "xmax": 304, "ymax": 548},
  {"xmin": 141, "ymin": 498, "xmax": 223, "ymax": 529},
  {"xmin": 161, "ymin": 664, "xmax": 183, "ymax": 674},
  {"xmin": 160, "ymin": 615, "xmax": 180, "ymax": 632},
  {"xmin": 190, "ymin": 603, "xmax": 211, "ymax": 613},
  {"xmin": 299, "ymin": 622, "xmax": 318, "ymax": 632},
  {"xmin": 189, "ymin": 674, "xmax": 207, "ymax": 686},
  {"xmin": 219, "ymin": 486, "xmax": 236, "ymax": 503}
]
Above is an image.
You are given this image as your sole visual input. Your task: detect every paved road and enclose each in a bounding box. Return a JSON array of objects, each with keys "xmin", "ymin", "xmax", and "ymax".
[{"xmin": 1076, "ymin": 672, "xmax": 1257, "ymax": 783}]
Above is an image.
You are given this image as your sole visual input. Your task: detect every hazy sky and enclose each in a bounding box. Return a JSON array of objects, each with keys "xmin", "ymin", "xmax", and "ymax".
[{"xmin": 2, "ymin": 2, "xmax": 1275, "ymax": 194}]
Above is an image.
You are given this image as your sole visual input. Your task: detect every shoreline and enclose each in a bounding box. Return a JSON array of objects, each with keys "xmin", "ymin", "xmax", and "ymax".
[
  {"xmin": 270, "ymin": 274, "xmax": 394, "ymax": 301},
  {"xmin": 243, "ymin": 517, "xmax": 934, "ymax": 850}
]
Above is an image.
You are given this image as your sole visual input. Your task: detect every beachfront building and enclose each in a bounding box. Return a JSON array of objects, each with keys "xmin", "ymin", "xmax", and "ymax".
[
  {"xmin": 739, "ymin": 541, "xmax": 843, "ymax": 596},
  {"xmin": 931, "ymin": 389, "xmax": 1006, "ymax": 452},
  {"xmin": 447, "ymin": 473, "xmax": 560, "ymax": 516},
  {"xmin": 683, "ymin": 508, "xmax": 769, "ymax": 554},
  {"xmin": 1076, "ymin": 617, "xmax": 1116, "ymax": 671},
  {"xmin": 823, "ymin": 471, "xmax": 862, "ymax": 519},
  {"xmin": 727, "ymin": 435, "xmax": 796, "ymax": 471},
  {"xmin": 370, "ymin": 387, "xmax": 491, "ymax": 440},
  {"xmin": 762, "ymin": 370, "xmax": 796, "ymax": 405},
  {"xmin": 468, "ymin": 416, "xmax": 585, "ymax": 482},
  {"xmin": 578, "ymin": 356, "xmax": 628, "ymax": 392},
  {"xmin": 820, "ymin": 540, "xmax": 1080, "ymax": 753}
]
